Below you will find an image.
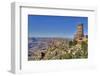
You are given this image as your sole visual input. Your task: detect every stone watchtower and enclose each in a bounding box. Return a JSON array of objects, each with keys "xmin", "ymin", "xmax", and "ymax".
[{"xmin": 74, "ymin": 24, "xmax": 84, "ymax": 43}]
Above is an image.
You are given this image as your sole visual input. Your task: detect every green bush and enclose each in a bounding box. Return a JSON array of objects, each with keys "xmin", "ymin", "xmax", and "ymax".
[{"xmin": 69, "ymin": 40, "xmax": 77, "ymax": 48}]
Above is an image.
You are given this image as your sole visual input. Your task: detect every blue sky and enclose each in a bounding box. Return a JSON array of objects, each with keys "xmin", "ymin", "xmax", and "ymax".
[{"xmin": 28, "ymin": 15, "xmax": 88, "ymax": 38}]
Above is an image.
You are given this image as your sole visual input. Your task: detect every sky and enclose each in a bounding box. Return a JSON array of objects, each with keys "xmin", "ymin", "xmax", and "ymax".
[{"xmin": 28, "ymin": 15, "xmax": 88, "ymax": 38}]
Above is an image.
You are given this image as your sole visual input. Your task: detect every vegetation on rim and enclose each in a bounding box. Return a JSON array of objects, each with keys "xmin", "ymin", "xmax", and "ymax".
[{"xmin": 28, "ymin": 38, "xmax": 88, "ymax": 60}]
